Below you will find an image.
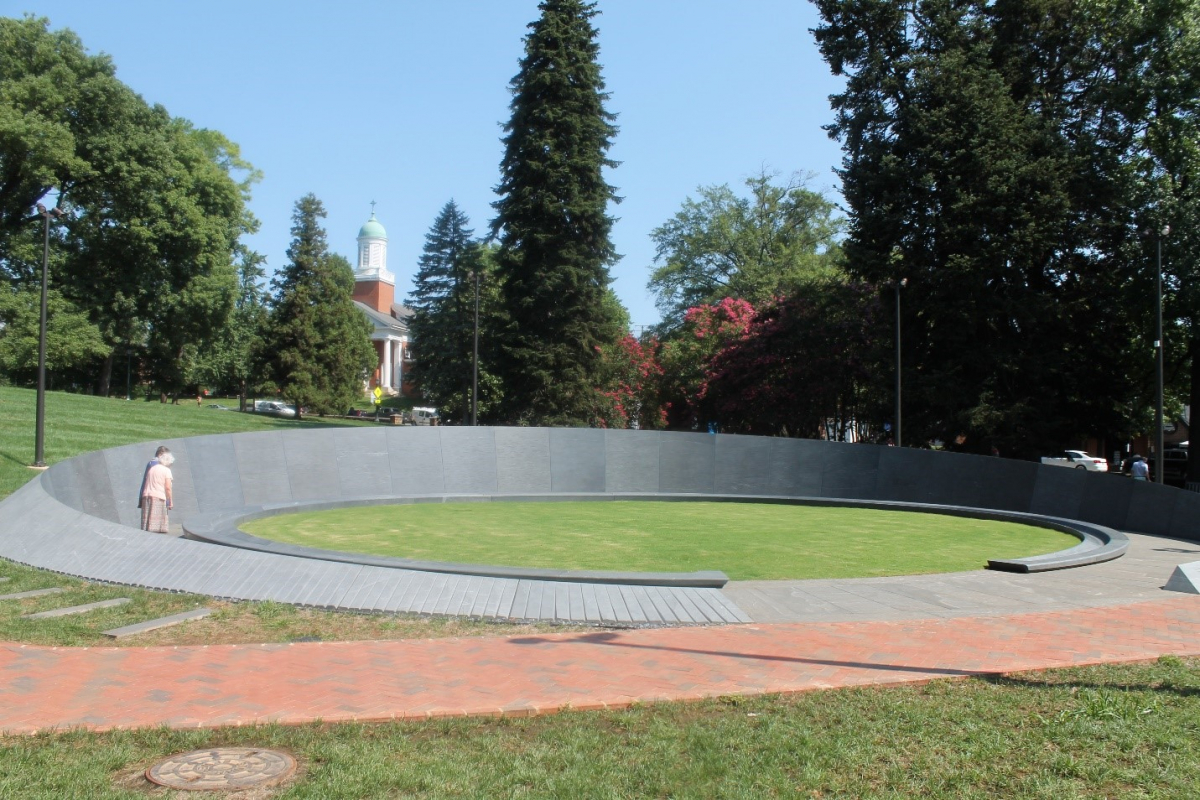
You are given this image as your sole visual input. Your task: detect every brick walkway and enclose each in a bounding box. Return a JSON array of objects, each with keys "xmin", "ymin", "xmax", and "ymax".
[{"xmin": 2, "ymin": 595, "xmax": 1199, "ymax": 734}]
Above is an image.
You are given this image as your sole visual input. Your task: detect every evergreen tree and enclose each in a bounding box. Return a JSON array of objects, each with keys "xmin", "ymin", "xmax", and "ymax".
[
  {"xmin": 261, "ymin": 195, "xmax": 375, "ymax": 418},
  {"xmin": 491, "ymin": 0, "xmax": 621, "ymax": 425},
  {"xmin": 811, "ymin": 0, "xmax": 1200, "ymax": 457},
  {"xmin": 407, "ymin": 201, "xmax": 504, "ymax": 423}
]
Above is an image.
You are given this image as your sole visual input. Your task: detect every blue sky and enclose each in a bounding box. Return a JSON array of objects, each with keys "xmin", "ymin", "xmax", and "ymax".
[{"xmin": 6, "ymin": 1, "xmax": 846, "ymax": 327}]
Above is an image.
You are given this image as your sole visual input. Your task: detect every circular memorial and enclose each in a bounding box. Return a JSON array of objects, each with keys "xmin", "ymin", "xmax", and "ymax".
[{"xmin": 0, "ymin": 427, "xmax": 1147, "ymax": 624}]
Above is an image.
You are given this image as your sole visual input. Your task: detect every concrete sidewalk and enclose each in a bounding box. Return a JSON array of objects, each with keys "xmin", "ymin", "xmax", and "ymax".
[{"xmin": 3, "ymin": 595, "xmax": 1198, "ymax": 735}]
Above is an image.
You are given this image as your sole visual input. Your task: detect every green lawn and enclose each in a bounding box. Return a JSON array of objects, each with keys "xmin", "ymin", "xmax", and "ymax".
[
  {"xmin": 0, "ymin": 385, "xmax": 370, "ymax": 500},
  {"xmin": 243, "ymin": 501, "xmax": 1077, "ymax": 580},
  {"xmin": 2, "ymin": 657, "xmax": 1198, "ymax": 799},
  {"xmin": 1, "ymin": 387, "xmax": 1197, "ymax": 797}
]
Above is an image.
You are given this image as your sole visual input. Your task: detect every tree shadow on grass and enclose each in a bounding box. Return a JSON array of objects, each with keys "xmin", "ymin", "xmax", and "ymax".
[
  {"xmin": 508, "ymin": 631, "xmax": 983, "ymax": 677},
  {"xmin": 0, "ymin": 448, "xmax": 33, "ymax": 469},
  {"xmin": 980, "ymin": 670, "xmax": 1200, "ymax": 699}
]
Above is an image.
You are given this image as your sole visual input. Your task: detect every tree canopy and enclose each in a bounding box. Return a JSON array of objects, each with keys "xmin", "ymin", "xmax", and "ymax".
[
  {"xmin": 0, "ymin": 15, "xmax": 258, "ymax": 397},
  {"xmin": 260, "ymin": 194, "xmax": 375, "ymax": 418},
  {"xmin": 491, "ymin": 0, "xmax": 623, "ymax": 425},
  {"xmin": 648, "ymin": 172, "xmax": 844, "ymax": 328},
  {"xmin": 812, "ymin": 0, "xmax": 1200, "ymax": 456},
  {"xmin": 406, "ymin": 201, "xmax": 504, "ymax": 423}
]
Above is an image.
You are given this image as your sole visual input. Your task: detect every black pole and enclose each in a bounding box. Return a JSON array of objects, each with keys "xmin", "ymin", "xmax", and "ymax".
[
  {"xmin": 126, "ymin": 348, "xmax": 132, "ymax": 401},
  {"xmin": 33, "ymin": 205, "xmax": 52, "ymax": 468},
  {"xmin": 894, "ymin": 279, "xmax": 905, "ymax": 448},
  {"xmin": 1156, "ymin": 230, "xmax": 1166, "ymax": 484},
  {"xmin": 472, "ymin": 270, "xmax": 480, "ymax": 426}
]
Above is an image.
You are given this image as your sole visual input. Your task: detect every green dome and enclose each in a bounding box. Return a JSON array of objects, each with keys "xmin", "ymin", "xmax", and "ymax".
[{"xmin": 358, "ymin": 212, "xmax": 387, "ymax": 240}]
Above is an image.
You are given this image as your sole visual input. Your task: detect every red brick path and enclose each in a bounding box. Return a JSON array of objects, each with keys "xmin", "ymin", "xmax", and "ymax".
[{"xmin": 3, "ymin": 596, "xmax": 1199, "ymax": 734}]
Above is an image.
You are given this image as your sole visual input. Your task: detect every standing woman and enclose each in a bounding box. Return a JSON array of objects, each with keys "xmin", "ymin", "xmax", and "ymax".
[{"xmin": 140, "ymin": 451, "xmax": 174, "ymax": 533}]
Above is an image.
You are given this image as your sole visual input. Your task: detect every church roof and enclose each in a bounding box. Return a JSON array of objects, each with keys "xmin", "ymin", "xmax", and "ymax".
[
  {"xmin": 358, "ymin": 212, "xmax": 387, "ymax": 240},
  {"xmin": 354, "ymin": 301, "xmax": 408, "ymax": 335}
]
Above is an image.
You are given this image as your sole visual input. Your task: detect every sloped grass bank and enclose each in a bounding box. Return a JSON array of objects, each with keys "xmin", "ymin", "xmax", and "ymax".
[{"xmin": 0, "ymin": 385, "xmax": 369, "ymax": 500}]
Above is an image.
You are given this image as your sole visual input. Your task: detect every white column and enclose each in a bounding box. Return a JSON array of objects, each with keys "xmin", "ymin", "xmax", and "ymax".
[
  {"xmin": 396, "ymin": 340, "xmax": 404, "ymax": 393},
  {"xmin": 381, "ymin": 339, "xmax": 392, "ymax": 390}
]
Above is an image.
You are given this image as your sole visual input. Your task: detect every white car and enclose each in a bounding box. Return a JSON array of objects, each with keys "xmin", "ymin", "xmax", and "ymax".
[
  {"xmin": 1040, "ymin": 450, "xmax": 1109, "ymax": 472},
  {"xmin": 253, "ymin": 400, "xmax": 296, "ymax": 418}
]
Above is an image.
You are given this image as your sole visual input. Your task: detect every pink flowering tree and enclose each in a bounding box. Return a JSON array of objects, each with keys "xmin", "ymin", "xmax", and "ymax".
[
  {"xmin": 702, "ymin": 283, "xmax": 883, "ymax": 438},
  {"xmin": 657, "ymin": 298, "xmax": 756, "ymax": 429},
  {"xmin": 592, "ymin": 334, "xmax": 667, "ymax": 429}
]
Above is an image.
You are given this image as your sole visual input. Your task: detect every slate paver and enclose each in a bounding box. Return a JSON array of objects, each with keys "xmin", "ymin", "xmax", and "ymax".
[
  {"xmin": 102, "ymin": 608, "xmax": 213, "ymax": 638},
  {"xmin": 22, "ymin": 597, "xmax": 131, "ymax": 619},
  {"xmin": 0, "ymin": 587, "xmax": 65, "ymax": 601}
]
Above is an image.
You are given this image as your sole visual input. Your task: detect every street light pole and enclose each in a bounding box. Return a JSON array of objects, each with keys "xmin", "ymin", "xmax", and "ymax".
[
  {"xmin": 1156, "ymin": 227, "xmax": 1168, "ymax": 484},
  {"xmin": 471, "ymin": 269, "xmax": 480, "ymax": 426},
  {"xmin": 33, "ymin": 202, "xmax": 63, "ymax": 469},
  {"xmin": 895, "ymin": 278, "xmax": 907, "ymax": 447}
]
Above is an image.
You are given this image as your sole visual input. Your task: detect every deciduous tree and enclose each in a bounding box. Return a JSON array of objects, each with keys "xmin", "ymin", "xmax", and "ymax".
[
  {"xmin": 0, "ymin": 17, "xmax": 258, "ymax": 396},
  {"xmin": 648, "ymin": 172, "xmax": 843, "ymax": 329}
]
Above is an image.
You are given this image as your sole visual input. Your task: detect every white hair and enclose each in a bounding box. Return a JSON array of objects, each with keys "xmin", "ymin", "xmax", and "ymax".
[{"xmin": 158, "ymin": 452, "xmax": 175, "ymax": 467}]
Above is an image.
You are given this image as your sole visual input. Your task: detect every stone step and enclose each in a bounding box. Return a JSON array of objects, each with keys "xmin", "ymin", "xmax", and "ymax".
[
  {"xmin": 102, "ymin": 607, "xmax": 214, "ymax": 639},
  {"xmin": 0, "ymin": 587, "xmax": 64, "ymax": 601},
  {"xmin": 22, "ymin": 597, "xmax": 131, "ymax": 619}
]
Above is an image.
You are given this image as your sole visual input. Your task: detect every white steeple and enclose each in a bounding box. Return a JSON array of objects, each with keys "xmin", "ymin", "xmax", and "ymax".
[{"xmin": 355, "ymin": 201, "xmax": 393, "ymax": 285}]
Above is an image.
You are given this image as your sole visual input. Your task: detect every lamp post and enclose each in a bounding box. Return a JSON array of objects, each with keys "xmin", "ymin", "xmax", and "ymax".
[
  {"xmin": 471, "ymin": 269, "xmax": 480, "ymax": 426},
  {"xmin": 1156, "ymin": 226, "xmax": 1168, "ymax": 484},
  {"xmin": 33, "ymin": 202, "xmax": 65, "ymax": 469},
  {"xmin": 894, "ymin": 278, "xmax": 907, "ymax": 447}
]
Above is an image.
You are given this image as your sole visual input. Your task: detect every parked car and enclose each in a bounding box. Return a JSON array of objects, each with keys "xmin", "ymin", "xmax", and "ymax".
[
  {"xmin": 252, "ymin": 400, "xmax": 296, "ymax": 418},
  {"xmin": 345, "ymin": 408, "xmax": 368, "ymax": 418},
  {"xmin": 1040, "ymin": 450, "xmax": 1109, "ymax": 472}
]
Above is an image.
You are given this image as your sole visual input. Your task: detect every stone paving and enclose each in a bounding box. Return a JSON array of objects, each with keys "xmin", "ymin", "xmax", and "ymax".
[{"xmin": 725, "ymin": 530, "xmax": 1200, "ymax": 622}]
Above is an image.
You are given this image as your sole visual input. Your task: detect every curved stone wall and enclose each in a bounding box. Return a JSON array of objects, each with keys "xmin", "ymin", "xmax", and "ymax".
[
  {"xmin": 0, "ymin": 427, "xmax": 1184, "ymax": 623},
  {"xmin": 29, "ymin": 427, "xmax": 1200, "ymax": 543}
]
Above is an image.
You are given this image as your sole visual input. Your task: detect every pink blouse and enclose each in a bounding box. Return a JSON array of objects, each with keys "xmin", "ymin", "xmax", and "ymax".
[{"xmin": 142, "ymin": 463, "xmax": 173, "ymax": 501}]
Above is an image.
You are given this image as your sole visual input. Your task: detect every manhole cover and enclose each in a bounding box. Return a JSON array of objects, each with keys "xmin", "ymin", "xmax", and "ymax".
[{"xmin": 146, "ymin": 748, "xmax": 296, "ymax": 791}]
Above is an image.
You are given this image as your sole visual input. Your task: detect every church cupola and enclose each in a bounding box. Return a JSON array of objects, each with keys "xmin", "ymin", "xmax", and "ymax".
[
  {"xmin": 355, "ymin": 204, "xmax": 393, "ymax": 285},
  {"xmin": 352, "ymin": 203, "xmax": 396, "ymax": 314}
]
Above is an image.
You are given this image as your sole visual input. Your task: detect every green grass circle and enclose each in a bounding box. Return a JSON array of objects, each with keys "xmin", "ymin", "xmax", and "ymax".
[{"xmin": 242, "ymin": 501, "xmax": 1077, "ymax": 581}]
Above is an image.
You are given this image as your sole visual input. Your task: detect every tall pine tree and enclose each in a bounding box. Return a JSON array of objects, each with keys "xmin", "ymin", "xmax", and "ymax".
[
  {"xmin": 491, "ymin": 0, "xmax": 622, "ymax": 426},
  {"xmin": 261, "ymin": 194, "xmax": 375, "ymax": 418},
  {"xmin": 811, "ymin": 0, "xmax": 1194, "ymax": 457},
  {"xmin": 407, "ymin": 201, "xmax": 503, "ymax": 423}
]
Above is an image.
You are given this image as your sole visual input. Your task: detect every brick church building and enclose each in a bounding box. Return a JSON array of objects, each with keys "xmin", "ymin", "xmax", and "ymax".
[{"xmin": 350, "ymin": 209, "xmax": 413, "ymax": 396}]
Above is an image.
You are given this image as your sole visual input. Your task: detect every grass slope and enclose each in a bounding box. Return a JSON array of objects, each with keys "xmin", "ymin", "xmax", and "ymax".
[
  {"xmin": 244, "ymin": 501, "xmax": 1077, "ymax": 580},
  {"xmin": 0, "ymin": 385, "xmax": 367, "ymax": 500},
  {"xmin": 3, "ymin": 657, "xmax": 1198, "ymax": 798}
]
